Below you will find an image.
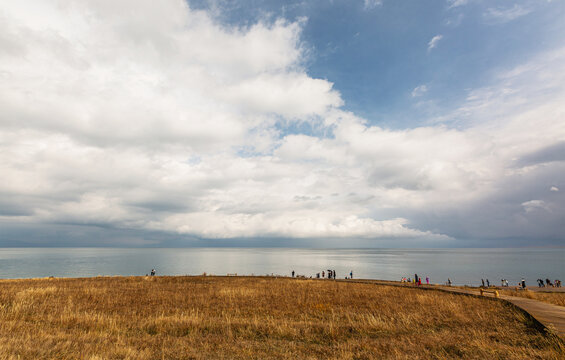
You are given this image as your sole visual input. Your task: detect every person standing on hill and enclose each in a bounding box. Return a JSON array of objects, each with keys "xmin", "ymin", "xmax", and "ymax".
[
  {"xmin": 426, "ymin": 276, "xmax": 429, "ymax": 285},
  {"xmin": 291, "ymin": 270, "xmax": 295, "ymax": 278},
  {"xmin": 521, "ymin": 278, "xmax": 526, "ymax": 289},
  {"xmin": 486, "ymin": 279, "xmax": 490, "ymax": 287},
  {"xmin": 481, "ymin": 279, "xmax": 485, "ymax": 287},
  {"xmin": 350, "ymin": 271, "xmax": 353, "ymax": 279}
]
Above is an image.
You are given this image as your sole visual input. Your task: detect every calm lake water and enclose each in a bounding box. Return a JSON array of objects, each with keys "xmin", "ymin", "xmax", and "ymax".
[{"xmin": 0, "ymin": 248, "xmax": 563, "ymax": 286}]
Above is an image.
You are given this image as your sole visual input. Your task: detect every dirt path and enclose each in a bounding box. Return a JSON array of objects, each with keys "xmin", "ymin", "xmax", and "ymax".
[{"xmin": 340, "ymin": 279, "xmax": 565, "ymax": 339}]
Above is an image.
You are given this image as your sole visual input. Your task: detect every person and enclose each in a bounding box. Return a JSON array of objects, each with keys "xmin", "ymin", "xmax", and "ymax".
[
  {"xmin": 426, "ymin": 276, "xmax": 429, "ymax": 285},
  {"xmin": 504, "ymin": 279, "xmax": 509, "ymax": 287},
  {"xmin": 447, "ymin": 278, "xmax": 452, "ymax": 286},
  {"xmin": 322, "ymin": 271, "xmax": 325, "ymax": 278},
  {"xmin": 501, "ymin": 279, "xmax": 505, "ymax": 287},
  {"xmin": 333, "ymin": 270, "xmax": 337, "ymax": 279},
  {"xmin": 350, "ymin": 271, "xmax": 353, "ymax": 279},
  {"xmin": 481, "ymin": 279, "xmax": 485, "ymax": 287},
  {"xmin": 486, "ymin": 279, "xmax": 490, "ymax": 287},
  {"xmin": 150, "ymin": 269, "xmax": 156, "ymax": 276},
  {"xmin": 316, "ymin": 273, "xmax": 320, "ymax": 278},
  {"xmin": 292, "ymin": 270, "xmax": 295, "ymax": 278},
  {"xmin": 327, "ymin": 270, "xmax": 332, "ymax": 279},
  {"xmin": 521, "ymin": 278, "xmax": 526, "ymax": 289},
  {"xmin": 417, "ymin": 277, "xmax": 421, "ymax": 286}
]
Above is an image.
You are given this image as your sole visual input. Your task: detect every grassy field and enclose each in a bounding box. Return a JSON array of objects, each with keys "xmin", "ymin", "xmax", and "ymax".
[
  {"xmin": 496, "ymin": 288, "xmax": 565, "ymax": 307},
  {"xmin": 0, "ymin": 276, "xmax": 563, "ymax": 359}
]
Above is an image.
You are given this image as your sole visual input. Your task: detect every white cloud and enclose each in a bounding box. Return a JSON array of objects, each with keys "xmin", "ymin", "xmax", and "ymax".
[
  {"xmin": 521, "ymin": 200, "xmax": 548, "ymax": 213},
  {"xmin": 447, "ymin": 0, "xmax": 468, "ymax": 9},
  {"xmin": 550, "ymin": 186, "xmax": 559, "ymax": 192},
  {"xmin": 363, "ymin": 0, "xmax": 383, "ymax": 10},
  {"xmin": 411, "ymin": 85, "xmax": 428, "ymax": 97},
  {"xmin": 1, "ymin": 0, "xmax": 564, "ymax": 246},
  {"xmin": 483, "ymin": 5, "xmax": 532, "ymax": 24},
  {"xmin": 0, "ymin": 0, "xmax": 447, "ymax": 243},
  {"xmin": 428, "ymin": 35, "xmax": 443, "ymax": 51}
]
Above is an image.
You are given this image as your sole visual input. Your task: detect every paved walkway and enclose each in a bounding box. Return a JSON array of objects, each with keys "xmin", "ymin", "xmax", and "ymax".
[{"xmin": 342, "ymin": 279, "xmax": 565, "ymax": 340}]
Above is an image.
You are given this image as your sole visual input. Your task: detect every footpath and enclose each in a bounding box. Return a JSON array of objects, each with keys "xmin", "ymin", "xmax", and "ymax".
[{"xmin": 342, "ymin": 279, "xmax": 565, "ymax": 340}]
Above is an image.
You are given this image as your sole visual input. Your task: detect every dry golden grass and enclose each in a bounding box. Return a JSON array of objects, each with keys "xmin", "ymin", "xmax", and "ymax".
[
  {"xmin": 497, "ymin": 289, "xmax": 565, "ymax": 307},
  {"xmin": 0, "ymin": 276, "xmax": 563, "ymax": 359}
]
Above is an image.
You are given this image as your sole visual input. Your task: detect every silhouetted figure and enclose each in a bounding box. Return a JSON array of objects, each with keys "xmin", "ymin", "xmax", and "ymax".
[
  {"xmin": 292, "ymin": 270, "xmax": 295, "ymax": 278},
  {"xmin": 481, "ymin": 279, "xmax": 485, "ymax": 287},
  {"xmin": 521, "ymin": 278, "xmax": 526, "ymax": 289},
  {"xmin": 322, "ymin": 271, "xmax": 325, "ymax": 278},
  {"xmin": 350, "ymin": 271, "xmax": 353, "ymax": 279},
  {"xmin": 447, "ymin": 278, "xmax": 452, "ymax": 286},
  {"xmin": 486, "ymin": 279, "xmax": 490, "ymax": 287},
  {"xmin": 150, "ymin": 269, "xmax": 156, "ymax": 276}
]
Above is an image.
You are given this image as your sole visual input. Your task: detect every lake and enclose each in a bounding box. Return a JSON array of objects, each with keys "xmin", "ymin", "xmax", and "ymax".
[{"xmin": 0, "ymin": 247, "xmax": 563, "ymax": 286}]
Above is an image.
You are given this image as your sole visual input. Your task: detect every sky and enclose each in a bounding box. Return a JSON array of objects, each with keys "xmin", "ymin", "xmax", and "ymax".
[{"xmin": 1, "ymin": 0, "xmax": 564, "ymax": 247}]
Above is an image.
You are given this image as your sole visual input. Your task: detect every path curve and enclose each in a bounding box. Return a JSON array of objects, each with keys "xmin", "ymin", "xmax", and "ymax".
[{"xmin": 339, "ymin": 279, "xmax": 565, "ymax": 340}]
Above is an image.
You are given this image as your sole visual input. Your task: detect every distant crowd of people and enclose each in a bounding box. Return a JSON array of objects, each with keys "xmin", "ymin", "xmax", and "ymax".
[
  {"xmin": 478, "ymin": 278, "xmax": 563, "ymax": 289},
  {"xmin": 291, "ymin": 269, "xmax": 354, "ymax": 280},
  {"xmin": 537, "ymin": 278, "xmax": 561, "ymax": 288},
  {"xmin": 400, "ymin": 274, "xmax": 430, "ymax": 286}
]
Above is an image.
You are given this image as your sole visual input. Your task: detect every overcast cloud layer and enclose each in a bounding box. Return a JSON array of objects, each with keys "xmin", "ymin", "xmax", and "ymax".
[{"xmin": 1, "ymin": 0, "xmax": 564, "ymax": 247}]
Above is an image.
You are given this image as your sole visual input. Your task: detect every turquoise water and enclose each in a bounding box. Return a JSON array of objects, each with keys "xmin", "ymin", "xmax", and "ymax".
[{"xmin": 0, "ymin": 247, "xmax": 563, "ymax": 286}]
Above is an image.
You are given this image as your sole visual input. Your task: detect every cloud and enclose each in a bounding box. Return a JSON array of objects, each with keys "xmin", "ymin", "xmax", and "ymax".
[
  {"xmin": 1, "ymin": 0, "xmax": 564, "ymax": 247},
  {"xmin": 411, "ymin": 85, "xmax": 428, "ymax": 97},
  {"xmin": 363, "ymin": 0, "xmax": 383, "ymax": 10},
  {"xmin": 521, "ymin": 200, "xmax": 548, "ymax": 213},
  {"xmin": 483, "ymin": 5, "xmax": 532, "ymax": 24},
  {"xmin": 428, "ymin": 35, "xmax": 443, "ymax": 51},
  {"xmin": 550, "ymin": 186, "xmax": 559, "ymax": 192},
  {"xmin": 0, "ymin": 0, "xmax": 448, "ymax": 245},
  {"xmin": 447, "ymin": 0, "xmax": 468, "ymax": 9}
]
